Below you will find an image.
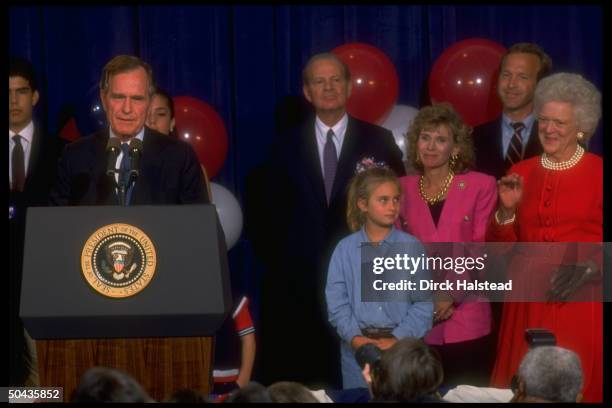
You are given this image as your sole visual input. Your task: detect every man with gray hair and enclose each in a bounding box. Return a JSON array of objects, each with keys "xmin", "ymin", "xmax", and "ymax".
[
  {"xmin": 50, "ymin": 55, "xmax": 207, "ymax": 205},
  {"xmin": 259, "ymin": 52, "xmax": 405, "ymax": 387},
  {"xmin": 512, "ymin": 346, "xmax": 583, "ymax": 403}
]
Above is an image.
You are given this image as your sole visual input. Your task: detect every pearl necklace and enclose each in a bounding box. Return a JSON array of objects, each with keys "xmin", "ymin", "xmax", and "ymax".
[
  {"xmin": 419, "ymin": 171, "xmax": 454, "ymax": 205},
  {"xmin": 541, "ymin": 144, "xmax": 584, "ymax": 171}
]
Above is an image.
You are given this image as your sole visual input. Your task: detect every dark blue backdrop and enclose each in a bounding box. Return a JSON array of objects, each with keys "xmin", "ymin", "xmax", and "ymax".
[{"xmin": 9, "ymin": 5, "xmax": 603, "ymax": 321}]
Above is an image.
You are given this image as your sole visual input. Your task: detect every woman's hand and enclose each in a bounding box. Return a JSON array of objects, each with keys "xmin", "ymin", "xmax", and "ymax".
[
  {"xmin": 547, "ymin": 260, "xmax": 601, "ymax": 302},
  {"xmin": 497, "ymin": 173, "xmax": 523, "ymax": 218},
  {"xmin": 433, "ymin": 292, "xmax": 454, "ymax": 322}
]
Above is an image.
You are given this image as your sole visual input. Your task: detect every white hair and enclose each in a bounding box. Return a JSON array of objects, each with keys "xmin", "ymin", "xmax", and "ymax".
[
  {"xmin": 518, "ymin": 346, "xmax": 583, "ymax": 402},
  {"xmin": 534, "ymin": 72, "xmax": 601, "ymax": 140}
]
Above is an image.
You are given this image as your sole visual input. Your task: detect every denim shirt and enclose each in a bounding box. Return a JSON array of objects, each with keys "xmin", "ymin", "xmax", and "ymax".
[{"xmin": 325, "ymin": 226, "xmax": 434, "ymax": 388}]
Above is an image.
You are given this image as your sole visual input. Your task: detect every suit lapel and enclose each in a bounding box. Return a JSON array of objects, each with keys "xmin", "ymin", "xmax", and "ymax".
[
  {"xmin": 23, "ymin": 125, "xmax": 43, "ymax": 193},
  {"xmin": 435, "ymin": 175, "xmax": 462, "ymax": 241},
  {"xmin": 524, "ymin": 119, "xmax": 542, "ymax": 158},
  {"xmin": 92, "ymin": 129, "xmax": 115, "ymax": 204},
  {"xmin": 300, "ymin": 120, "xmax": 327, "ymax": 208},
  {"xmin": 492, "ymin": 118, "xmax": 504, "ymax": 161},
  {"xmin": 130, "ymin": 127, "xmax": 160, "ymax": 205},
  {"xmin": 331, "ymin": 116, "xmax": 359, "ymax": 202},
  {"xmin": 412, "ymin": 182, "xmax": 439, "ymax": 240}
]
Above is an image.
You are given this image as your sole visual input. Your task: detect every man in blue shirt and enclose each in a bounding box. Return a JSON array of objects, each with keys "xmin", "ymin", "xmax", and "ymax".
[{"xmin": 473, "ymin": 43, "xmax": 552, "ymax": 180}]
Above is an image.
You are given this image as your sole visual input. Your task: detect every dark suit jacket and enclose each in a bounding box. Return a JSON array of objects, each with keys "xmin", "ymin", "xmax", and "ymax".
[
  {"xmin": 49, "ymin": 126, "xmax": 208, "ymax": 206},
  {"xmin": 9, "ymin": 123, "xmax": 64, "ymax": 385},
  {"xmin": 473, "ymin": 117, "xmax": 543, "ymax": 180},
  {"xmin": 258, "ymin": 114, "xmax": 405, "ymax": 385},
  {"xmin": 269, "ymin": 114, "xmax": 405, "ymax": 280}
]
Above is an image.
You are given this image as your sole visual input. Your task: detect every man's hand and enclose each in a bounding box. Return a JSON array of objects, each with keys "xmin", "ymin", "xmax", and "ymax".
[{"xmin": 547, "ymin": 260, "xmax": 601, "ymax": 302}]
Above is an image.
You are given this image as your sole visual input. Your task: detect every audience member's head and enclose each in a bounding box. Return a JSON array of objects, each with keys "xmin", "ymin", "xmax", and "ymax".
[
  {"xmin": 71, "ymin": 366, "xmax": 155, "ymax": 403},
  {"xmin": 9, "ymin": 58, "xmax": 39, "ymax": 133},
  {"xmin": 165, "ymin": 388, "xmax": 209, "ymax": 403},
  {"xmin": 147, "ymin": 88, "xmax": 176, "ymax": 136},
  {"xmin": 368, "ymin": 337, "xmax": 443, "ymax": 402},
  {"xmin": 99, "ymin": 55, "xmax": 155, "ymax": 140},
  {"xmin": 267, "ymin": 381, "xmax": 319, "ymax": 403},
  {"xmin": 224, "ymin": 381, "xmax": 272, "ymax": 403},
  {"xmin": 497, "ymin": 42, "xmax": 552, "ymax": 120},
  {"xmin": 512, "ymin": 346, "xmax": 583, "ymax": 403}
]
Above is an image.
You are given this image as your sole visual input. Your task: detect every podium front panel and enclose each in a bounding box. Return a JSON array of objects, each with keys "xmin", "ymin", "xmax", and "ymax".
[{"xmin": 20, "ymin": 205, "xmax": 232, "ymax": 339}]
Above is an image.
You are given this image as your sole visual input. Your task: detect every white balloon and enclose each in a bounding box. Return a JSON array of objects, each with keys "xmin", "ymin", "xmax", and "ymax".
[
  {"xmin": 210, "ymin": 182, "xmax": 243, "ymax": 250},
  {"xmin": 381, "ymin": 104, "xmax": 419, "ymax": 160}
]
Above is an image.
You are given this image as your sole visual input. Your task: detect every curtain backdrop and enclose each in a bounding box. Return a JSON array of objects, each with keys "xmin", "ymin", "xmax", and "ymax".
[{"xmin": 9, "ymin": 5, "xmax": 603, "ymax": 320}]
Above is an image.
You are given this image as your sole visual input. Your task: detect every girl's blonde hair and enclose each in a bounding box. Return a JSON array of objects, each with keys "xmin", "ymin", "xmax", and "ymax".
[{"xmin": 346, "ymin": 167, "xmax": 402, "ymax": 232}]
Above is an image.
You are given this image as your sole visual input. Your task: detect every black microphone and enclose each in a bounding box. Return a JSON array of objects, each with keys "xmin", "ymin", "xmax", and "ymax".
[
  {"xmin": 355, "ymin": 343, "xmax": 382, "ymax": 369},
  {"xmin": 105, "ymin": 137, "xmax": 122, "ymax": 178},
  {"xmin": 128, "ymin": 138, "xmax": 143, "ymax": 182}
]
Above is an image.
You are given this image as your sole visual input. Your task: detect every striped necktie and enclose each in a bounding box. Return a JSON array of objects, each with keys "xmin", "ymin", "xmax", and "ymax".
[{"xmin": 505, "ymin": 122, "xmax": 525, "ymax": 167}]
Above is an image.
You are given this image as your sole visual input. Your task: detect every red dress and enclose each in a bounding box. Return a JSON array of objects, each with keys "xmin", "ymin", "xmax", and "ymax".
[{"xmin": 487, "ymin": 152, "xmax": 602, "ymax": 402}]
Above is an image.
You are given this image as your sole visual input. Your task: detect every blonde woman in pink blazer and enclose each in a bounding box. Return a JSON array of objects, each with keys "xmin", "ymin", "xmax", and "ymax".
[{"xmin": 397, "ymin": 103, "xmax": 497, "ymax": 387}]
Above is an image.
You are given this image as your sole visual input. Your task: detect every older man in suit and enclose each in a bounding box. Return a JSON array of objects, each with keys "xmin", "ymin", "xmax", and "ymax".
[
  {"xmin": 259, "ymin": 53, "xmax": 405, "ymax": 388},
  {"xmin": 9, "ymin": 58, "xmax": 65, "ymax": 386},
  {"xmin": 50, "ymin": 55, "xmax": 207, "ymax": 206},
  {"xmin": 473, "ymin": 43, "xmax": 551, "ymax": 180}
]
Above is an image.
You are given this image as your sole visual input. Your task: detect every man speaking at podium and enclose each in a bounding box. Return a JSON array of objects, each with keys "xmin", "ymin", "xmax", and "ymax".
[{"xmin": 50, "ymin": 55, "xmax": 208, "ymax": 206}]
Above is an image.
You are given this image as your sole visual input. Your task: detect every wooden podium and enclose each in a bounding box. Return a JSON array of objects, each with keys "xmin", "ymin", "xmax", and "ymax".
[
  {"xmin": 36, "ymin": 337, "xmax": 213, "ymax": 401},
  {"xmin": 20, "ymin": 205, "xmax": 231, "ymax": 401}
]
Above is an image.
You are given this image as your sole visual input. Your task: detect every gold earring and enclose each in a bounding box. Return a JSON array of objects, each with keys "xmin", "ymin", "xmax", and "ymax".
[
  {"xmin": 449, "ymin": 154, "xmax": 458, "ymax": 169},
  {"xmin": 577, "ymin": 132, "xmax": 585, "ymax": 140}
]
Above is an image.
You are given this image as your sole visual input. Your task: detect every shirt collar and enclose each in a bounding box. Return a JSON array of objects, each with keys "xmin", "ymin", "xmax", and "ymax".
[
  {"xmin": 109, "ymin": 126, "xmax": 145, "ymax": 144},
  {"xmin": 9, "ymin": 120, "xmax": 34, "ymax": 144},
  {"xmin": 501, "ymin": 112, "xmax": 535, "ymax": 133},
  {"xmin": 315, "ymin": 113, "xmax": 348, "ymax": 139},
  {"xmin": 358, "ymin": 225, "xmax": 399, "ymax": 247}
]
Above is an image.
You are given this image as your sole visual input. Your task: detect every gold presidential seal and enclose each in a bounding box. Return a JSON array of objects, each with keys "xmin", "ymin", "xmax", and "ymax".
[{"xmin": 81, "ymin": 223, "xmax": 156, "ymax": 298}]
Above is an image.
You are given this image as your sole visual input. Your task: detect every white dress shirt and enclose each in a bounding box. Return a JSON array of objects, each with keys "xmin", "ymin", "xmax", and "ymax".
[
  {"xmin": 111, "ymin": 127, "xmax": 145, "ymax": 185},
  {"xmin": 314, "ymin": 113, "xmax": 348, "ymax": 173}
]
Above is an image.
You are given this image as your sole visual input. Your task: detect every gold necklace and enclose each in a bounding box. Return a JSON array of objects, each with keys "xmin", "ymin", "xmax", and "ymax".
[
  {"xmin": 419, "ymin": 171, "xmax": 454, "ymax": 205},
  {"xmin": 541, "ymin": 144, "xmax": 584, "ymax": 171}
]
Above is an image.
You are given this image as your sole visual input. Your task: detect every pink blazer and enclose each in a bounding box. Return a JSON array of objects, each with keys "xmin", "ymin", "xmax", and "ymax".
[{"xmin": 397, "ymin": 171, "xmax": 497, "ymax": 344}]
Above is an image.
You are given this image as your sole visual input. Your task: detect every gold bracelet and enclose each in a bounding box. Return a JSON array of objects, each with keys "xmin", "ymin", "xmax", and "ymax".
[{"xmin": 495, "ymin": 209, "xmax": 515, "ymax": 225}]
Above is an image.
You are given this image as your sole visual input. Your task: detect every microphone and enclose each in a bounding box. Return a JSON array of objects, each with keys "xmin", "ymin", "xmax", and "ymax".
[
  {"xmin": 355, "ymin": 343, "xmax": 383, "ymax": 370},
  {"xmin": 128, "ymin": 138, "xmax": 143, "ymax": 182},
  {"xmin": 105, "ymin": 137, "xmax": 122, "ymax": 177}
]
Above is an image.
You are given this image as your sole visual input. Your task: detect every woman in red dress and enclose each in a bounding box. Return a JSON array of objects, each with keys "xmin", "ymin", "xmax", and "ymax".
[{"xmin": 487, "ymin": 73, "xmax": 602, "ymax": 402}]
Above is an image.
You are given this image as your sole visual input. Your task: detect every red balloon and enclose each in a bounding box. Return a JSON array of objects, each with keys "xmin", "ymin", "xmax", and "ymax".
[
  {"xmin": 332, "ymin": 43, "xmax": 399, "ymax": 124},
  {"xmin": 173, "ymin": 96, "xmax": 228, "ymax": 178},
  {"xmin": 429, "ymin": 38, "xmax": 506, "ymax": 127}
]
